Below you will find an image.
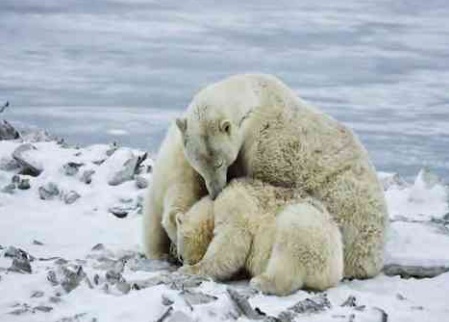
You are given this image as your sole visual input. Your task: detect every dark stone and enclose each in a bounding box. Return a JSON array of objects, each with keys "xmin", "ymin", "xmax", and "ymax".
[
  {"xmin": 0, "ymin": 120, "xmax": 20, "ymax": 140},
  {"xmin": 12, "ymin": 143, "xmax": 43, "ymax": 177},
  {"xmin": 38, "ymin": 182, "xmax": 59, "ymax": 200}
]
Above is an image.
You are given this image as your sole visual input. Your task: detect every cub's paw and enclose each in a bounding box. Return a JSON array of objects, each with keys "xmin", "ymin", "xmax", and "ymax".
[
  {"xmin": 250, "ymin": 275, "xmax": 282, "ymax": 295},
  {"xmin": 178, "ymin": 264, "xmax": 201, "ymax": 276}
]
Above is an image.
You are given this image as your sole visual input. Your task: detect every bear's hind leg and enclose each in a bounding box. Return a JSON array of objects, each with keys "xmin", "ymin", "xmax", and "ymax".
[{"xmin": 250, "ymin": 243, "xmax": 305, "ymax": 296}]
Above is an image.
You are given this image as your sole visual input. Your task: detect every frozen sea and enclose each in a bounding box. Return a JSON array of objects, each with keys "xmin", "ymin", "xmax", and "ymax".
[{"xmin": 1, "ymin": 0, "xmax": 448, "ymax": 180}]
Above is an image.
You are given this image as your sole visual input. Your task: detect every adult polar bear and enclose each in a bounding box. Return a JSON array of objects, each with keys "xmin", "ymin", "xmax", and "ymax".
[{"xmin": 143, "ymin": 73, "xmax": 388, "ymax": 279}]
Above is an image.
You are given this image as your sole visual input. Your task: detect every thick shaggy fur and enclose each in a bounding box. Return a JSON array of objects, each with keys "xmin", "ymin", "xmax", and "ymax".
[
  {"xmin": 177, "ymin": 179, "xmax": 343, "ymax": 296},
  {"xmin": 144, "ymin": 73, "xmax": 387, "ymax": 278}
]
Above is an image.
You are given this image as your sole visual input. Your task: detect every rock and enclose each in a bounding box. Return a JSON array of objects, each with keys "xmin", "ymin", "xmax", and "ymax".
[
  {"xmin": 109, "ymin": 206, "xmax": 129, "ymax": 218},
  {"xmin": 11, "ymin": 175, "xmax": 20, "ymax": 184},
  {"xmin": 287, "ymin": 293, "xmax": 331, "ymax": 314},
  {"xmin": 20, "ymin": 129, "xmax": 55, "ymax": 143},
  {"xmin": 1, "ymin": 183, "xmax": 16, "ymax": 194},
  {"xmin": 108, "ymin": 155, "xmax": 139, "ymax": 186},
  {"xmin": 116, "ymin": 280, "xmax": 131, "ymax": 294},
  {"xmin": 80, "ymin": 169, "xmax": 95, "ymax": 184},
  {"xmin": 64, "ymin": 191, "xmax": 80, "ymax": 204},
  {"xmin": 32, "ymin": 239, "xmax": 44, "ymax": 245},
  {"xmin": 63, "ymin": 162, "xmax": 84, "ymax": 176},
  {"xmin": 0, "ymin": 120, "xmax": 20, "ymax": 140},
  {"xmin": 31, "ymin": 291, "xmax": 44, "ymax": 298},
  {"xmin": 38, "ymin": 182, "xmax": 59, "ymax": 200},
  {"xmin": 12, "ymin": 143, "xmax": 43, "ymax": 177},
  {"xmin": 106, "ymin": 142, "xmax": 119, "ymax": 156},
  {"xmin": 383, "ymin": 264, "xmax": 449, "ymax": 278},
  {"xmin": 341, "ymin": 295, "xmax": 357, "ymax": 307},
  {"xmin": 34, "ymin": 305, "xmax": 53, "ymax": 313},
  {"xmin": 58, "ymin": 264, "xmax": 87, "ymax": 293},
  {"xmin": 0, "ymin": 157, "xmax": 20, "ymax": 171},
  {"xmin": 4, "ymin": 246, "xmax": 34, "ymax": 261},
  {"xmin": 180, "ymin": 289, "xmax": 218, "ymax": 306},
  {"xmin": 91, "ymin": 243, "xmax": 105, "ymax": 251},
  {"xmin": 162, "ymin": 295, "xmax": 174, "ymax": 306},
  {"xmin": 166, "ymin": 311, "xmax": 194, "ymax": 322},
  {"xmin": 127, "ymin": 258, "xmax": 175, "ymax": 272},
  {"xmin": 9, "ymin": 258, "xmax": 32, "ymax": 273},
  {"xmin": 17, "ymin": 178, "xmax": 30, "ymax": 190},
  {"xmin": 227, "ymin": 288, "xmax": 266, "ymax": 320},
  {"xmin": 135, "ymin": 175, "xmax": 148, "ymax": 189}
]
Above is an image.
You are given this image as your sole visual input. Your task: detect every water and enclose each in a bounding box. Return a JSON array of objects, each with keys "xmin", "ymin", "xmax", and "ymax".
[{"xmin": 1, "ymin": 0, "xmax": 448, "ymax": 180}]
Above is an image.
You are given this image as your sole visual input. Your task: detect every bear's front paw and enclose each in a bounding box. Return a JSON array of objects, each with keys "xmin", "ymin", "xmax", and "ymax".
[
  {"xmin": 178, "ymin": 264, "xmax": 202, "ymax": 276},
  {"xmin": 250, "ymin": 275, "xmax": 277, "ymax": 295}
]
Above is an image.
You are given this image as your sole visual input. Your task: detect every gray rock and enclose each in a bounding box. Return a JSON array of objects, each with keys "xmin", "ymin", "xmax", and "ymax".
[
  {"xmin": 1, "ymin": 183, "xmax": 16, "ymax": 194},
  {"xmin": 227, "ymin": 288, "xmax": 265, "ymax": 320},
  {"xmin": 109, "ymin": 206, "xmax": 129, "ymax": 218},
  {"xmin": 11, "ymin": 175, "xmax": 20, "ymax": 184},
  {"xmin": 116, "ymin": 280, "xmax": 131, "ymax": 294},
  {"xmin": 32, "ymin": 239, "xmax": 44, "ymax": 246},
  {"xmin": 180, "ymin": 289, "xmax": 218, "ymax": 306},
  {"xmin": 106, "ymin": 142, "xmax": 119, "ymax": 156},
  {"xmin": 12, "ymin": 143, "xmax": 43, "ymax": 177},
  {"xmin": 9, "ymin": 258, "xmax": 32, "ymax": 273},
  {"xmin": 0, "ymin": 120, "xmax": 20, "ymax": 140},
  {"xmin": 108, "ymin": 155, "xmax": 139, "ymax": 186},
  {"xmin": 20, "ymin": 129, "xmax": 55, "ymax": 143},
  {"xmin": 59, "ymin": 265, "xmax": 87, "ymax": 293},
  {"xmin": 64, "ymin": 191, "xmax": 80, "ymax": 204},
  {"xmin": 31, "ymin": 291, "xmax": 44, "ymax": 298},
  {"xmin": 17, "ymin": 178, "xmax": 30, "ymax": 190},
  {"xmin": 63, "ymin": 162, "xmax": 84, "ymax": 176},
  {"xmin": 287, "ymin": 293, "xmax": 331, "ymax": 314},
  {"xmin": 4, "ymin": 246, "xmax": 34, "ymax": 261},
  {"xmin": 166, "ymin": 311, "xmax": 194, "ymax": 322},
  {"xmin": 135, "ymin": 175, "xmax": 148, "ymax": 189},
  {"xmin": 127, "ymin": 258, "xmax": 175, "ymax": 272},
  {"xmin": 80, "ymin": 169, "xmax": 95, "ymax": 184},
  {"xmin": 38, "ymin": 182, "xmax": 59, "ymax": 200},
  {"xmin": 383, "ymin": 263, "xmax": 449, "ymax": 278},
  {"xmin": 34, "ymin": 305, "xmax": 53, "ymax": 313},
  {"xmin": 0, "ymin": 157, "xmax": 20, "ymax": 171},
  {"xmin": 162, "ymin": 295, "xmax": 174, "ymax": 306}
]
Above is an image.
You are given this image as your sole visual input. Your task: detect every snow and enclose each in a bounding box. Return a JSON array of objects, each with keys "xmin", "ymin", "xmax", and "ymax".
[{"xmin": 1, "ymin": 137, "xmax": 448, "ymax": 322}]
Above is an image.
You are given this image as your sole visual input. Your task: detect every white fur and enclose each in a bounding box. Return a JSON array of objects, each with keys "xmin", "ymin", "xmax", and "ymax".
[
  {"xmin": 144, "ymin": 73, "xmax": 387, "ymax": 278},
  {"xmin": 177, "ymin": 179, "xmax": 343, "ymax": 296}
]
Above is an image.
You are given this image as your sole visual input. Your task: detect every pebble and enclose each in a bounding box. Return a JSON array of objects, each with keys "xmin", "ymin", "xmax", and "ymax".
[
  {"xmin": 38, "ymin": 182, "xmax": 59, "ymax": 200},
  {"xmin": 80, "ymin": 169, "xmax": 95, "ymax": 184},
  {"xmin": 64, "ymin": 191, "xmax": 81, "ymax": 204}
]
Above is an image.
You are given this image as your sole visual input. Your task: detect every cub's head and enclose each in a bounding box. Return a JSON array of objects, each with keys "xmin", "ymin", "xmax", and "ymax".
[
  {"xmin": 176, "ymin": 196, "xmax": 214, "ymax": 265},
  {"xmin": 176, "ymin": 112, "xmax": 242, "ymax": 199}
]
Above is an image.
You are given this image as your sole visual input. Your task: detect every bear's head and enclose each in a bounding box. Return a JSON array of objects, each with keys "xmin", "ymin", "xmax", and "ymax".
[
  {"xmin": 176, "ymin": 196, "xmax": 214, "ymax": 265},
  {"xmin": 176, "ymin": 112, "xmax": 242, "ymax": 200}
]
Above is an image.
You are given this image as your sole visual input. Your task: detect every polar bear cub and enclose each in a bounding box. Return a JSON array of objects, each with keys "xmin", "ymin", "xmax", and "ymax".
[{"xmin": 177, "ymin": 179, "xmax": 343, "ymax": 295}]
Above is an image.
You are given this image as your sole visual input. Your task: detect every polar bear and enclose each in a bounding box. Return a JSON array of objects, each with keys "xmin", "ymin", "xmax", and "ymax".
[
  {"xmin": 176, "ymin": 179, "xmax": 343, "ymax": 296},
  {"xmin": 142, "ymin": 123, "xmax": 208, "ymax": 259},
  {"xmin": 144, "ymin": 73, "xmax": 387, "ymax": 279}
]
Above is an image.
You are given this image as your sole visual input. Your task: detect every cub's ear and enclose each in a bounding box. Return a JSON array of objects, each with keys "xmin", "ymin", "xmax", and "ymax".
[
  {"xmin": 176, "ymin": 118, "xmax": 187, "ymax": 133},
  {"xmin": 175, "ymin": 213, "xmax": 184, "ymax": 227},
  {"xmin": 219, "ymin": 119, "xmax": 231, "ymax": 134}
]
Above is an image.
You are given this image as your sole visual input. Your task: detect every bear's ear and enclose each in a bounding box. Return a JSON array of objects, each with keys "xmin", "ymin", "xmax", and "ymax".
[
  {"xmin": 175, "ymin": 213, "xmax": 183, "ymax": 227},
  {"xmin": 176, "ymin": 118, "xmax": 187, "ymax": 134},
  {"xmin": 219, "ymin": 119, "xmax": 231, "ymax": 134}
]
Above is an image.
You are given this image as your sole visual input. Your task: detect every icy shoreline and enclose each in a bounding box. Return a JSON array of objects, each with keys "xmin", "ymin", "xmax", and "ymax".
[{"xmin": 1, "ymin": 128, "xmax": 448, "ymax": 322}]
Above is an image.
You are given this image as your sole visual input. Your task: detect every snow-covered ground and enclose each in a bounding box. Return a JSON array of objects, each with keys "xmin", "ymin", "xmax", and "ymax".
[{"xmin": 0, "ymin": 131, "xmax": 448, "ymax": 322}]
